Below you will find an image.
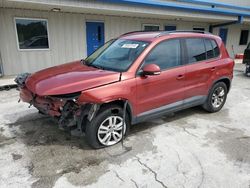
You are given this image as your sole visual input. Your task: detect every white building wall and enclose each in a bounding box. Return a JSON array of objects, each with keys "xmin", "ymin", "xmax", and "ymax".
[
  {"xmin": 0, "ymin": 8, "xmax": 210, "ymax": 75},
  {"xmin": 0, "ymin": 6, "xmax": 249, "ymax": 75},
  {"xmin": 0, "ymin": 8, "xmax": 87, "ymax": 75},
  {"xmin": 213, "ymin": 24, "xmax": 250, "ymax": 57}
]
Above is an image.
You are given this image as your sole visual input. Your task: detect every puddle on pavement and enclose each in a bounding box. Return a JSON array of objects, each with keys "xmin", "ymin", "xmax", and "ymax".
[
  {"xmin": 7, "ymin": 113, "xmax": 157, "ymax": 188},
  {"xmin": 0, "ymin": 132, "xmax": 16, "ymax": 147},
  {"xmin": 206, "ymin": 128, "xmax": 250, "ymax": 166}
]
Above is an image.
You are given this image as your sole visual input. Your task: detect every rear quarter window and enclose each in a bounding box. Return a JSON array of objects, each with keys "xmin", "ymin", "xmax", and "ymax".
[
  {"xmin": 205, "ymin": 39, "xmax": 220, "ymax": 59},
  {"xmin": 210, "ymin": 39, "xmax": 220, "ymax": 57},
  {"xmin": 204, "ymin": 39, "xmax": 214, "ymax": 59}
]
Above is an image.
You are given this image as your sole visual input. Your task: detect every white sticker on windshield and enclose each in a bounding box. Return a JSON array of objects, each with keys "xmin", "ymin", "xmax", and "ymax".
[{"xmin": 121, "ymin": 44, "xmax": 139, "ymax": 49}]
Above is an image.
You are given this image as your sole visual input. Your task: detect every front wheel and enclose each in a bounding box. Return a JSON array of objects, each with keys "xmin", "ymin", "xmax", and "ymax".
[
  {"xmin": 202, "ymin": 82, "xmax": 228, "ymax": 113},
  {"xmin": 85, "ymin": 105, "xmax": 130, "ymax": 149}
]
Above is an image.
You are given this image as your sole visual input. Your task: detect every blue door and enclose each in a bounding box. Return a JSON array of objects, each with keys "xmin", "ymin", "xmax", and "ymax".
[
  {"xmin": 86, "ymin": 22, "xmax": 104, "ymax": 56},
  {"xmin": 165, "ymin": 25, "xmax": 176, "ymax": 31},
  {"xmin": 219, "ymin": 28, "xmax": 228, "ymax": 45}
]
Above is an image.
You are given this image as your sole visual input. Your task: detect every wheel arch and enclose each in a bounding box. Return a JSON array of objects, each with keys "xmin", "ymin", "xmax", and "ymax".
[
  {"xmin": 211, "ymin": 77, "xmax": 231, "ymax": 92},
  {"xmin": 80, "ymin": 99, "xmax": 133, "ymax": 132},
  {"xmin": 99, "ymin": 99, "xmax": 133, "ymax": 122}
]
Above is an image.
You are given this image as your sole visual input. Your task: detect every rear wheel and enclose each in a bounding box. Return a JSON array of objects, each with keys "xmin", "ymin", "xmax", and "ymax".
[
  {"xmin": 202, "ymin": 82, "xmax": 228, "ymax": 113},
  {"xmin": 85, "ymin": 105, "xmax": 130, "ymax": 149}
]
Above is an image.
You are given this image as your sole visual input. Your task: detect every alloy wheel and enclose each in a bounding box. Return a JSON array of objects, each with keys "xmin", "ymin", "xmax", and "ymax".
[
  {"xmin": 211, "ymin": 86, "xmax": 225, "ymax": 108},
  {"xmin": 97, "ymin": 116, "xmax": 126, "ymax": 146}
]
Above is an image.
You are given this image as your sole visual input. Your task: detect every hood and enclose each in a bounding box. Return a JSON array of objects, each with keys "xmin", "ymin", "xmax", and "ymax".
[{"xmin": 25, "ymin": 60, "xmax": 121, "ymax": 96}]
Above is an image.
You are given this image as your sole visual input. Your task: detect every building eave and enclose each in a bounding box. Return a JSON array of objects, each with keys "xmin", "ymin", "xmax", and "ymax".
[
  {"xmin": 1, "ymin": 0, "xmax": 250, "ymax": 24},
  {"xmin": 102, "ymin": 0, "xmax": 250, "ymax": 18}
]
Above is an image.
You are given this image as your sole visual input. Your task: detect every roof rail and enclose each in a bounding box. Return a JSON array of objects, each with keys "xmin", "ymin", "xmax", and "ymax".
[
  {"xmin": 120, "ymin": 30, "xmax": 212, "ymax": 38},
  {"xmin": 120, "ymin": 30, "xmax": 150, "ymax": 36},
  {"xmin": 156, "ymin": 30, "xmax": 211, "ymax": 37}
]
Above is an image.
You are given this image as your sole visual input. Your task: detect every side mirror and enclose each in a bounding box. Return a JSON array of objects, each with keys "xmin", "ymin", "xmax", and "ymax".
[{"xmin": 142, "ymin": 64, "xmax": 161, "ymax": 76}]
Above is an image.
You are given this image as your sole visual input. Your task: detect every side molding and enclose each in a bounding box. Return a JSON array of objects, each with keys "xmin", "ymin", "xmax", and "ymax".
[{"xmin": 132, "ymin": 96, "xmax": 207, "ymax": 124}]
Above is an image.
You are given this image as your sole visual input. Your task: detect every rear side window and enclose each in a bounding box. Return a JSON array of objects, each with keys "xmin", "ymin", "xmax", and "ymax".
[
  {"xmin": 186, "ymin": 38, "xmax": 206, "ymax": 63},
  {"xmin": 144, "ymin": 39, "xmax": 181, "ymax": 70},
  {"xmin": 185, "ymin": 38, "xmax": 220, "ymax": 63}
]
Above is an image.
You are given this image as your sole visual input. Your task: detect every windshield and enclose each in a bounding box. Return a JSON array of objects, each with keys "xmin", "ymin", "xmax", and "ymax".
[{"xmin": 85, "ymin": 39, "xmax": 150, "ymax": 72}]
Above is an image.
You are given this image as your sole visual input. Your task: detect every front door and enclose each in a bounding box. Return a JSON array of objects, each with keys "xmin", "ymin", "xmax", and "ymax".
[
  {"xmin": 135, "ymin": 39, "xmax": 185, "ymax": 116},
  {"xmin": 86, "ymin": 22, "xmax": 104, "ymax": 56},
  {"xmin": 219, "ymin": 28, "xmax": 228, "ymax": 45}
]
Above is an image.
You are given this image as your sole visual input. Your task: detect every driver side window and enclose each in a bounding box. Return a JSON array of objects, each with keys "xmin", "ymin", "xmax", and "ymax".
[{"xmin": 144, "ymin": 39, "xmax": 181, "ymax": 70}]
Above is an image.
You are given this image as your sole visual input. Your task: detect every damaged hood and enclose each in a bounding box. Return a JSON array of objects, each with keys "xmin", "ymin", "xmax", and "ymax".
[{"xmin": 25, "ymin": 60, "xmax": 121, "ymax": 96}]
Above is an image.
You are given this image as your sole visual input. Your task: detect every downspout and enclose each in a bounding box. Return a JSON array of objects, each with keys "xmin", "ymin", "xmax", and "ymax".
[
  {"xmin": 209, "ymin": 15, "xmax": 244, "ymax": 33},
  {"xmin": 0, "ymin": 51, "xmax": 3, "ymax": 77}
]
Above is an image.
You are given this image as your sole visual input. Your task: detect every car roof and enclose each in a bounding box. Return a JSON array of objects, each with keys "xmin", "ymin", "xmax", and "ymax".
[{"xmin": 119, "ymin": 30, "xmax": 217, "ymax": 42}]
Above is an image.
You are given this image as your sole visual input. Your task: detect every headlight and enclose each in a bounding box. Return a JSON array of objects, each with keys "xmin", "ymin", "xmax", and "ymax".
[
  {"xmin": 49, "ymin": 91, "xmax": 81, "ymax": 100},
  {"xmin": 14, "ymin": 73, "xmax": 31, "ymax": 88}
]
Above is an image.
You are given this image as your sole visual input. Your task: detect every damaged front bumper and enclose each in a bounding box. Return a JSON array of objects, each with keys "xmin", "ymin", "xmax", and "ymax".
[{"xmin": 15, "ymin": 73, "xmax": 99, "ymax": 132}]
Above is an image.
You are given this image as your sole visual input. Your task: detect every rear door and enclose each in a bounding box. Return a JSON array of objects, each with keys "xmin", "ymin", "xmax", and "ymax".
[
  {"xmin": 183, "ymin": 38, "xmax": 219, "ymax": 100},
  {"xmin": 243, "ymin": 43, "xmax": 250, "ymax": 64},
  {"xmin": 135, "ymin": 39, "xmax": 185, "ymax": 116}
]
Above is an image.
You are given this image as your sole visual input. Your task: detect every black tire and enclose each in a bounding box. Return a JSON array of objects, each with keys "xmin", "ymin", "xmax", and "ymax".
[
  {"xmin": 202, "ymin": 82, "xmax": 228, "ymax": 113},
  {"xmin": 245, "ymin": 65, "xmax": 250, "ymax": 77},
  {"xmin": 85, "ymin": 104, "xmax": 130, "ymax": 149}
]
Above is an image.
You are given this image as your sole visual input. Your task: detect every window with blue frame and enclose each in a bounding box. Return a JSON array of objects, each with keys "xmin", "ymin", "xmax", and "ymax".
[
  {"xmin": 165, "ymin": 25, "xmax": 176, "ymax": 31},
  {"xmin": 143, "ymin": 24, "xmax": 160, "ymax": 31}
]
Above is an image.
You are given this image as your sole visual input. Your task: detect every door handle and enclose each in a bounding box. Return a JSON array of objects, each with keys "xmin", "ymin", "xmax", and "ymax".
[
  {"xmin": 211, "ymin": 67, "xmax": 216, "ymax": 71},
  {"xmin": 176, "ymin": 74, "xmax": 184, "ymax": 80}
]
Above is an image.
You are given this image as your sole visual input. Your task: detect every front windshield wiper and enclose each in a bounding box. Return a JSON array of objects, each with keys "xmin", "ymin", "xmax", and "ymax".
[
  {"xmin": 81, "ymin": 59, "xmax": 117, "ymax": 71},
  {"xmin": 80, "ymin": 59, "xmax": 104, "ymax": 69},
  {"xmin": 89, "ymin": 64, "xmax": 104, "ymax": 70},
  {"xmin": 80, "ymin": 59, "xmax": 90, "ymax": 65}
]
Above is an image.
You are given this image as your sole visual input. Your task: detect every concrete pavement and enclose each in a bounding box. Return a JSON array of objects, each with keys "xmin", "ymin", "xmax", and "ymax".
[{"xmin": 0, "ymin": 63, "xmax": 250, "ymax": 188}]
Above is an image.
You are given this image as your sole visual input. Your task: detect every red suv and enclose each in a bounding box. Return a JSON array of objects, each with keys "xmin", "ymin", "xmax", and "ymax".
[{"xmin": 16, "ymin": 31, "xmax": 234, "ymax": 148}]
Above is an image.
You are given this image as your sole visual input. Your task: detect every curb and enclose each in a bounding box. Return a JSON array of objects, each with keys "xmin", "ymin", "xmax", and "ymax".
[{"xmin": 0, "ymin": 84, "xmax": 18, "ymax": 91}]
